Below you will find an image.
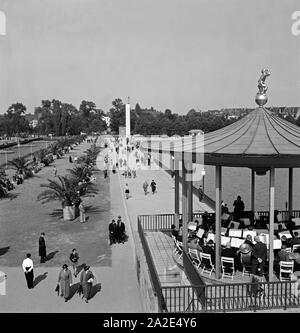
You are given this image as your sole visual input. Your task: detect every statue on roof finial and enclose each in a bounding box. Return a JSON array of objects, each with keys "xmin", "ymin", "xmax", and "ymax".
[{"xmin": 255, "ymin": 68, "xmax": 271, "ymax": 106}]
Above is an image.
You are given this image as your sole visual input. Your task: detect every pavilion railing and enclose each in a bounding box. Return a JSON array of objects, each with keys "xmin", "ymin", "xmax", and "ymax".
[
  {"xmin": 162, "ymin": 278, "xmax": 299, "ymax": 312},
  {"xmin": 139, "ymin": 210, "xmax": 300, "ymax": 231},
  {"xmin": 137, "ymin": 217, "xmax": 167, "ymax": 312}
]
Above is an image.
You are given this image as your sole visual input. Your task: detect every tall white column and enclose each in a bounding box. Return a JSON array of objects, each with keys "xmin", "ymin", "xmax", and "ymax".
[
  {"xmin": 125, "ymin": 99, "xmax": 131, "ymax": 140},
  {"xmin": 0, "ymin": 11, "xmax": 6, "ymax": 35},
  {"xmin": 269, "ymin": 167, "xmax": 275, "ymax": 282}
]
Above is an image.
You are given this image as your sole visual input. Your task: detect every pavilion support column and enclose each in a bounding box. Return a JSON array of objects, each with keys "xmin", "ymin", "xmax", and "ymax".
[
  {"xmin": 187, "ymin": 161, "xmax": 193, "ymax": 222},
  {"xmin": 288, "ymin": 168, "xmax": 293, "ymax": 220},
  {"xmin": 251, "ymin": 169, "xmax": 255, "ymax": 212},
  {"xmin": 268, "ymin": 167, "xmax": 275, "ymax": 282},
  {"xmin": 215, "ymin": 165, "xmax": 222, "ymax": 280},
  {"xmin": 182, "ymin": 160, "xmax": 188, "ymax": 252},
  {"xmin": 174, "ymin": 159, "xmax": 180, "ymax": 229}
]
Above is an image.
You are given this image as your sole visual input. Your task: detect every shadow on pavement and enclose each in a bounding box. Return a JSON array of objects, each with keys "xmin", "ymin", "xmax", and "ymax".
[
  {"xmin": 46, "ymin": 250, "xmax": 59, "ymax": 261},
  {"xmin": 1, "ymin": 193, "xmax": 19, "ymax": 200},
  {"xmin": 34, "ymin": 272, "xmax": 48, "ymax": 287},
  {"xmin": 69, "ymin": 282, "xmax": 81, "ymax": 299},
  {"xmin": 89, "ymin": 283, "xmax": 102, "ymax": 300},
  {"xmin": 48, "ymin": 209, "xmax": 63, "ymax": 218},
  {"xmin": 76, "ymin": 263, "xmax": 86, "ymax": 276},
  {"xmin": 0, "ymin": 246, "xmax": 10, "ymax": 256}
]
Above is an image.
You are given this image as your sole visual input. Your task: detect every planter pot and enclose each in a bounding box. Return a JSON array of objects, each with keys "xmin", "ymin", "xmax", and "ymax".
[{"xmin": 63, "ymin": 205, "xmax": 75, "ymax": 221}]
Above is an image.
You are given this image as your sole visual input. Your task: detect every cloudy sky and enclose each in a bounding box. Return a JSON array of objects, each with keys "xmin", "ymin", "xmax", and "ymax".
[{"xmin": 0, "ymin": 0, "xmax": 299, "ymax": 114}]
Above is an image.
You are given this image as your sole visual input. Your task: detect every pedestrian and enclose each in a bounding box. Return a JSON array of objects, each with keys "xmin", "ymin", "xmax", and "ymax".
[
  {"xmin": 198, "ymin": 185, "xmax": 204, "ymax": 202},
  {"xmin": 108, "ymin": 219, "xmax": 117, "ymax": 245},
  {"xmin": 69, "ymin": 248, "xmax": 80, "ymax": 277},
  {"xmin": 125, "ymin": 183, "xmax": 130, "ymax": 199},
  {"xmin": 69, "ymin": 155, "xmax": 73, "ymax": 163},
  {"xmin": 80, "ymin": 265, "xmax": 94, "ymax": 303},
  {"xmin": 142, "ymin": 180, "xmax": 149, "ymax": 195},
  {"xmin": 79, "ymin": 201, "xmax": 86, "ymax": 223},
  {"xmin": 116, "ymin": 216, "xmax": 126, "ymax": 243},
  {"xmin": 22, "ymin": 253, "xmax": 34, "ymax": 289},
  {"xmin": 150, "ymin": 180, "xmax": 157, "ymax": 194},
  {"xmin": 57, "ymin": 264, "xmax": 72, "ymax": 302},
  {"xmin": 53, "ymin": 166, "xmax": 57, "ymax": 177},
  {"xmin": 39, "ymin": 232, "xmax": 47, "ymax": 263}
]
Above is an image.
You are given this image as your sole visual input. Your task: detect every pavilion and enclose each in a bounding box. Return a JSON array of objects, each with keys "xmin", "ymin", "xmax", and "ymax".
[{"xmin": 141, "ymin": 71, "xmax": 300, "ymax": 281}]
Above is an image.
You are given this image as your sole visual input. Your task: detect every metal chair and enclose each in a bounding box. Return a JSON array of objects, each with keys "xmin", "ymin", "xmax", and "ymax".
[
  {"xmin": 200, "ymin": 253, "xmax": 215, "ymax": 276},
  {"xmin": 221, "ymin": 256, "xmax": 235, "ymax": 280},
  {"xmin": 188, "ymin": 248, "xmax": 201, "ymax": 269},
  {"xmin": 279, "ymin": 261, "xmax": 294, "ymax": 281},
  {"xmin": 176, "ymin": 241, "xmax": 183, "ymax": 259},
  {"xmin": 285, "ymin": 247, "xmax": 292, "ymax": 253},
  {"xmin": 292, "ymin": 244, "xmax": 300, "ymax": 253}
]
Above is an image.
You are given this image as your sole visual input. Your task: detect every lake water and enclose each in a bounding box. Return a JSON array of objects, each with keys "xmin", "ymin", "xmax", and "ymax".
[
  {"xmin": 198, "ymin": 165, "xmax": 300, "ymax": 212},
  {"xmin": 0, "ymin": 141, "xmax": 53, "ymax": 167}
]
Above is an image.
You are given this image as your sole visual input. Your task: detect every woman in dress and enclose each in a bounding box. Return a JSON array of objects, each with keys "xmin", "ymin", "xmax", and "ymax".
[{"xmin": 57, "ymin": 264, "xmax": 72, "ymax": 302}]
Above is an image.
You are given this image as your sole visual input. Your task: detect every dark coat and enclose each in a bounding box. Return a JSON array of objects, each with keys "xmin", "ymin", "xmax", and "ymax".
[
  {"xmin": 221, "ymin": 247, "xmax": 236, "ymax": 258},
  {"xmin": 109, "ymin": 222, "xmax": 117, "ymax": 234},
  {"xmin": 80, "ymin": 270, "xmax": 94, "ymax": 300},
  {"xmin": 251, "ymin": 241, "xmax": 267, "ymax": 264},
  {"xmin": 39, "ymin": 236, "xmax": 46, "ymax": 257},
  {"xmin": 202, "ymin": 245, "xmax": 215, "ymax": 264}
]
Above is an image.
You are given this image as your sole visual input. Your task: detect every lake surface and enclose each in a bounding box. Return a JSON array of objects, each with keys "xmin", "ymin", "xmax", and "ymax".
[
  {"xmin": 197, "ymin": 165, "xmax": 300, "ymax": 212},
  {"xmin": 0, "ymin": 141, "xmax": 53, "ymax": 167}
]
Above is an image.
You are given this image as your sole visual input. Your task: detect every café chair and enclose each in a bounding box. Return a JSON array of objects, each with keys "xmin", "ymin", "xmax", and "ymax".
[{"xmin": 279, "ymin": 261, "xmax": 294, "ymax": 281}]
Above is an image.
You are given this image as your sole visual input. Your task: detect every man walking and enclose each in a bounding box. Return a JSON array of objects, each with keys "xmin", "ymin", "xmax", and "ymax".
[
  {"xmin": 150, "ymin": 180, "xmax": 157, "ymax": 194},
  {"xmin": 22, "ymin": 253, "xmax": 34, "ymax": 289},
  {"xmin": 69, "ymin": 248, "xmax": 80, "ymax": 277},
  {"xmin": 108, "ymin": 219, "xmax": 117, "ymax": 245},
  {"xmin": 116, "ymin": 216, "xmax": 126, "ymax": 243},
  {"xmin": 39, "ymin": 232, "xmax": 47, "ymax": 263},
  {"xmin": 80, "ymin": 265, "xmax": 94, "ymax": 303},
  {"xmin": 53, "ymin": 166, "xmax": 58, "ymax": 177}
]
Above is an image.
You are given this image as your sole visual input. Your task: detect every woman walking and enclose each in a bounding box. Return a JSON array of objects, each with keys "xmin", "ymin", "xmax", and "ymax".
[
  {"xmin": 125, "ymin": 183, "xmax": 130, "ymax": 199},
  {"xmin": 79, "ymin": 201, "xmax": 86, "ymax": 223},
  {"xmin": 142, "ymin": 180, "xmax": 148, "ymax": 195},
  {"xmin": 57, "ymin": 264, "xmax": 72, "ymax": 302}
]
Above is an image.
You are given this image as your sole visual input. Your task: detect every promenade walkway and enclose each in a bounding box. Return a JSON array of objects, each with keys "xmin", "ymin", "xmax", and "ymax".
[{"xmin": 0, "ymin": 139, "xmax": 142, "ymax": 313}]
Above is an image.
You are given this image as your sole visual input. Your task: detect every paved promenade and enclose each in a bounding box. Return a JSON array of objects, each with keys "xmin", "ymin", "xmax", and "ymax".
[{"xmin": 0, "ymin": 139, "xmax": 142, "ymax": 313}]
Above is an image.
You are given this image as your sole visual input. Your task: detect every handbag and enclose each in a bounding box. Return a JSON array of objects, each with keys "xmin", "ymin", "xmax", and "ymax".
[{"xmin": 55, "ymin": 283, "xmax": 60, "ymax": 295}]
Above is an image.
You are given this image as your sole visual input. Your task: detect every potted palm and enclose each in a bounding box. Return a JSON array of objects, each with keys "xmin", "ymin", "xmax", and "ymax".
[
  {"xmin": 37, "ymin": 174, "xmax": 97, "ymax": 221},
  {"xmin": 8, "ymin": 156, "xmax": 34, "ymax": 178}
]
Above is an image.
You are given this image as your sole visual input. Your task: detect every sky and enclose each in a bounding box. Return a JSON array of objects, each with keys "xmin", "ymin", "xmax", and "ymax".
[{"xmin": 0, "ymin": 0, "xmax": 300, "ymax": 115}]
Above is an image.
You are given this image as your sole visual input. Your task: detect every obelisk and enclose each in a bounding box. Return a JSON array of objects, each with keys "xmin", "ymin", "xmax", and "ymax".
[{"xmin": 125, "ymin": 97, "xmax": 131, "ymax": 140}]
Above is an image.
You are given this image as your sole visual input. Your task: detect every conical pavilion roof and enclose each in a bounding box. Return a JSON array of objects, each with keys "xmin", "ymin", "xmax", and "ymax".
[{"xmin": 142, "ymin": 107, "xmax": 300, "ymax": 169}]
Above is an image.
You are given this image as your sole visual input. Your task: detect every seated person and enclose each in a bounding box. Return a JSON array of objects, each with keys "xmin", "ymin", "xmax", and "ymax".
[
  {"xmin": 277, "ymin": 244, "xmax": 291, "ymax": 263},
  {"xmin": 202, "ymin": 240, "xmax": 215, "ymax": 264},
  {"xmin": 187, "ymin": 236, "xmax": 203, "ymax": 254},
  {"xmin": 171, "ymin": 224, "xmax": 179, "ymax": 240},
  {"xmin": 221, "ymin": 242, "xmax": 236, "ymax": 258}
]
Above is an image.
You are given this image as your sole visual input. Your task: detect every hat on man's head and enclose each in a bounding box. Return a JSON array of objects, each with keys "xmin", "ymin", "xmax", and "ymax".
[
  {"xmin": 84, "ymin": 265, "xmax": 90, "ymax": 271},
  {"xmin": 62, "ymin": 264, "xmax": 68, "ymax": 269}
]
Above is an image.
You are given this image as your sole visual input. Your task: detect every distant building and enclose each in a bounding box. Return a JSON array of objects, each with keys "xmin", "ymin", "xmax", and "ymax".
[
  {"xmin": 189, "ymin": 129, "xmax": 204, "ymax": 136},
  {"xmin": 29, "ymin": 119, "xmax": 38, "ymax": 128}
]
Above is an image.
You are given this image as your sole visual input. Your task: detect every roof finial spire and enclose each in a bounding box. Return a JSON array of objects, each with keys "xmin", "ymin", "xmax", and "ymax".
[{"xmin": 255, "ymin": 68, "xmax": 271, "ymax": 107}]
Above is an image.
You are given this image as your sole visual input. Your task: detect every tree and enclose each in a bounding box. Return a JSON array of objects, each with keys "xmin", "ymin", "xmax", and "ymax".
[
  {"xmin": 4, "ymin": 103, "xmax": 29, "ymax": 136},
  {"xmin": 8, "ymin": 156, "xmax": 33, "ymax": 177},
  {"xmin": 109, "ymin": 98, "xmax": 125, "ymax": 133}
]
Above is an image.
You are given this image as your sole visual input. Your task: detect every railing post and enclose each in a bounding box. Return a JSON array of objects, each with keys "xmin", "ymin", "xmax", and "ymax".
[{"xmin": 284, "ymin": 282, "xmax": 287, "ymax": 310}]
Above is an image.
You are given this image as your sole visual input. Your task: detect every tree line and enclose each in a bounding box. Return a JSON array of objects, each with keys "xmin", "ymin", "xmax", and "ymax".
[{"xmin": 0, "ymin": 100, "xmax": 107, "ymax": 137}]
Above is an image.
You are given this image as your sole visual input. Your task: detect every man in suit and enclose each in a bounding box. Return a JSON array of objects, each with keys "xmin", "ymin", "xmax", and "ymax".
[
  {"xmin": 80, "ymin": 265, "xmax": 94, "ymax": 303},
  {"xmin": 116, "ymin": 216, "xmax": 126, "ymax": 243},
  {"xmin": 251, "ymin": 236, "xmax": 267, "ymax": 276},
  {"xmin": 39, "ymin": 232, "xmax": 47, "ymax": 263},
  {"xmin": 108, "ymin": 219, "xmax": 117, "ymax": 245}
]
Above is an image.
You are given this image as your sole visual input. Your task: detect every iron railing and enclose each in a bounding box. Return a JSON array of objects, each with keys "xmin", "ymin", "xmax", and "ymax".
[
  {"xmin": 162, "ymin": 278, "xmax": 300, "ymax": 312},
  {"xmin": 137, "ymin": 217, "xmax": 166, "ymax": 312}
]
